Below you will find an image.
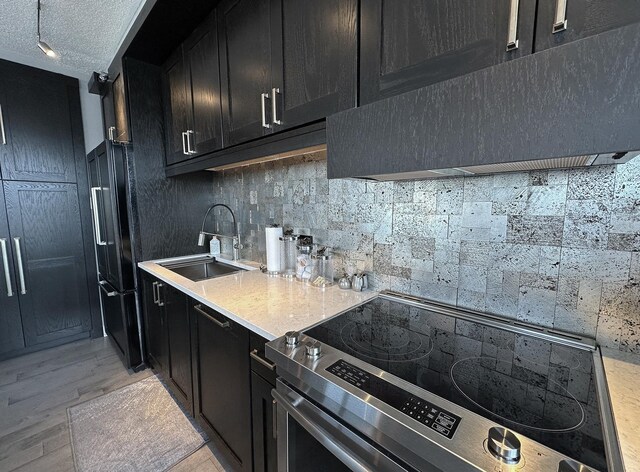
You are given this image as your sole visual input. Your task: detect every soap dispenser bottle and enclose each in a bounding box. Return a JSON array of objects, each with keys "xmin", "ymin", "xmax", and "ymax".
[{"xmin": 209, "ymin": 236, "xmax": 221, "ymax": 256}]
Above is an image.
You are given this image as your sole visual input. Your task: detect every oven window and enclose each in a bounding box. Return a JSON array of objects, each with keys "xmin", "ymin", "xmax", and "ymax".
[{"xmin": 288, "ymin": 416, "xmax": 351, "ymax": 472}]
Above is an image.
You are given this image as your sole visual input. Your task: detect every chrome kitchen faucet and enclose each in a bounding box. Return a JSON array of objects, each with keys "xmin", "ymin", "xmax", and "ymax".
[{"xmin": 197, "ymin": 203, "xmax": 242, "ymax": 261}]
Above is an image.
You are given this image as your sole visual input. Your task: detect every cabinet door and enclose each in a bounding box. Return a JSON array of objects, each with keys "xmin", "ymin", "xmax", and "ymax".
[
  {"xmin": 219, "ymin": 0, "xmax": 274, "ymax": 146},
  {"xmin": 0, "ymin": 184, "xmax": 24, "ymax": 355},
  {"xmin": 251, "ymin": 371, "xmax": 277, "ymax": 472},
  {"xmin": 0, "ymin": 76, "xmax": 77, "ymax": 182},
  {"xmin": 162, "ymin": 48, "xmax": 192, "ymax": 166},
  {"xmin": 165, "ymin": 285, "xmax": 193, "ymax": 414},
  {"xmin": 142, "ymin": 273, "xmax": 168, "ymax": 372},
  {"xmin": 534, "ymin": 0, "xmax": 640, "ymax": 51},
  {"xmin": 4, "ymin": 181, "xmax": 91, "ymax": 347},
  {"xmin": 185, "ymin": 12, "xmax": 224, "ymax": 157},
  {"xmin": 271, "ymin": 0, "xmax": 358, "ymax": 131},
  {"xmin": 360, "ymin": 0, "xmax": 537, "ymax": 105},
  {"xmin": 193, "ymin": 303, "xmax": 252, "ymax": 472}
]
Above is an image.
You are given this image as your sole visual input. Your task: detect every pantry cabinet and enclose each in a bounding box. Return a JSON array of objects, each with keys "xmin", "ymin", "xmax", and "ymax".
[
  {"xmin": 0, "ymin": 71, "xmax": 78, "ymax": 182},
  {"xmin": 0, "ymin": 60, "xmax": 97, "ymax": 360}
]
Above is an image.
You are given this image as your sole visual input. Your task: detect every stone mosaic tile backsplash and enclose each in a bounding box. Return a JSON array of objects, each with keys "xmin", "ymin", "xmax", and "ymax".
[{"xmin": 209, "ymin": 152, "xmax": 640, "ymax": 353}]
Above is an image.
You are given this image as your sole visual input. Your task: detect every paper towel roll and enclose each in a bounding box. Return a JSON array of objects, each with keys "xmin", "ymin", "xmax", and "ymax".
[{"xmin": 265, "ymin": 225, "xmax": 283, "ymax": 273}]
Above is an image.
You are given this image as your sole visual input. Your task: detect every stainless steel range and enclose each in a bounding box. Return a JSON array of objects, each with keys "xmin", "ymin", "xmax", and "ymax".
[{"xmin": 266, "ymin": 291, "xmax": 623, "ymax": 472}]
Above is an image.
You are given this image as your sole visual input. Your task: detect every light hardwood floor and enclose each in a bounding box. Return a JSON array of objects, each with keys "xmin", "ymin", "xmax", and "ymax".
[{"xmin": 0, "ymin": 337, "xmax": 230, "ymax": 472}]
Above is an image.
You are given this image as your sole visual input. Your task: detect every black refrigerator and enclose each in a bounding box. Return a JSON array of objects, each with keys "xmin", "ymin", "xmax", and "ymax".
[{"xmin": 87, "ymin": 141, "xmax": 143, "ymax": 370}]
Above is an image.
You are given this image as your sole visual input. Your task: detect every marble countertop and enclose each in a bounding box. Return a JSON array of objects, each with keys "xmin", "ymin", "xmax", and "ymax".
[
  {"xmin": 138, "ymin": 254, "xmax": 376, "ymax": 341},
  {"xmin": 601, "ymin": 348, "xmax": 640, "ymax": 472}
]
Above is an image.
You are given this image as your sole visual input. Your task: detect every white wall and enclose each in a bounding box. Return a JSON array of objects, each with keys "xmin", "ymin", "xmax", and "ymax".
[{"xmin": 78, "ymin": 79, "xmax": 104, "ymax": 153}]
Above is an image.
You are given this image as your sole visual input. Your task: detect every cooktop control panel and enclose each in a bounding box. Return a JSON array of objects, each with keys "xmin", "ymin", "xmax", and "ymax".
[{"xmin": 327, "ymin": 360, "xmax": 461, "ymax": 439}]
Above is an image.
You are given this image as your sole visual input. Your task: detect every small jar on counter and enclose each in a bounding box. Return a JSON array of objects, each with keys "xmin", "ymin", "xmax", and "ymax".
[
  {"xmin": 279, "ymin": 234, "xmax": 298, "ymax": 278},
  {"xmin": 309, "ymin": 247, "xmax": 334, "ymax": 288},
  {"xmin": 296, "ymin": 238, "xmax": 314, "ymax": 282}
]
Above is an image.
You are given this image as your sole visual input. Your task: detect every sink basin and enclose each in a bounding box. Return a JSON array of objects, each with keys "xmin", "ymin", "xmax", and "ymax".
[{"xmin": 160, "ymin": 258, "xmax": 245, "ymax": 281}]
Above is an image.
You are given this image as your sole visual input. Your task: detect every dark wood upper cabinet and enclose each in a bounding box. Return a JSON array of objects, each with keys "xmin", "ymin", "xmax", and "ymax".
[
  {"xmin": 162, "ymin": 48, "xmax": 192, "ymax": 165},
  {"xmin": 162, "ymin": 11, "xmax": 224, "ymax": 165},
  {"xmin": 534, "ymin": 0, "xmax": 640, "ymax": 51},
  {"xmin": 219, "ymin": 0, "xmax": 275, "ymax": 146},
  {"xmin": 0, "ymin": 75, "xmax": 77, "ymax": 182},
  {"xmin": 102, "ymin": 68, "xmax": 130, "ymax": 143},
  {"xmin": 185, "ymin": 12, "xmax": 224, "ymax": 157},
  {"xmin": 270, "ymin": 0, "xmax": 358, "ymax": 131},
  {"xmin": 359, "ymin": 0, "xmax": 537, "ymax": 105}
]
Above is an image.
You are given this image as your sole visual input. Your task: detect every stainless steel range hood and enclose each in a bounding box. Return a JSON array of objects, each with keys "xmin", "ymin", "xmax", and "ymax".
[
  {"xmin": 363, "ymin": 152, "xmax": 640, "ymax": 182},
  {"xmin": 327, "ymin": 23, "xmax": 640, "ymax": 181}
]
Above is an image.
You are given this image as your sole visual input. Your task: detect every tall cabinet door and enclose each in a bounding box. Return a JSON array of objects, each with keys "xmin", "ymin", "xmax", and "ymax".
[
  {"xmin": 359, "ymin": 0, "xmax": 537, "ymax": 105},
  {"xmin": 219, "ymin": 0, "xmax": 274, "ymax": 146},
  {"xmin": 534, "ymin": 0, "xmax": 640, "ymax": 51},
  {"xmin": 4, "ymin": 181, "xmax": 91, "ymax": 347},
  {"xmin": 0, "ymin": 77, "xmax": 77, "ymax": 182},
  {"xmin": 162, "ymin": 48, "xmax": 192, "ymax": 165},
  {"xmin": 270, "ymin": 0, "xmax": 358, "ymax": 131},
  {"xmin": 185, "ymin": 12, "xmax": 224, "ymax": 156},
  {"xmin": 0, "ymin": 184, "xmax": 24, "ymax": 355}
]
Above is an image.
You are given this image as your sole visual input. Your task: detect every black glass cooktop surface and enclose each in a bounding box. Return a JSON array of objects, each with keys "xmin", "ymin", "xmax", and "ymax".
[{"xmin": 304, "ymin": 296, "xmax": 607, "ymax": 472}]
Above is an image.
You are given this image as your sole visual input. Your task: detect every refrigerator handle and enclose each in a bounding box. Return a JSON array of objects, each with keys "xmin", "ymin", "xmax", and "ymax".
[{"xmin": 90, "ymin": 187, "xmax": 106, "ymax": 246}]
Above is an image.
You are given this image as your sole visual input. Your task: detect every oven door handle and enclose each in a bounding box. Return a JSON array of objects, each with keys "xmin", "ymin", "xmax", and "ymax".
[{"xmin": 272, "ymin": 387, "xmax": 409, "ymax": 472}]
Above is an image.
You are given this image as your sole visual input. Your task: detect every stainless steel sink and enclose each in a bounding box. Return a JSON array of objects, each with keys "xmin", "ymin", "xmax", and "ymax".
[{"xmin": 160, "ymin": 258, "xmax": 245, "ymax": 281}]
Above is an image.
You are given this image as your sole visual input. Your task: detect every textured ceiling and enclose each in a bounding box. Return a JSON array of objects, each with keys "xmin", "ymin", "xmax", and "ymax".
[{"xmin": 0, "ymin": 0, "xmax": 148, "ymax": 79}]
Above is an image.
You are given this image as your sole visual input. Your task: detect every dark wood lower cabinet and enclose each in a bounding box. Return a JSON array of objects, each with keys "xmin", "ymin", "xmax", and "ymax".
[
  {"xmin": 192, "ymin": 302, "xmax": 252, "ymax": 472},
  {"xmin": 164, "ymin": 285, "xmax": 193, "ymax": 415},
  {"xmin": 142, "ymin": 272, "xmax": 168, "ymax": 373},
  {"xmin": 142, "ymin": 279, "xmax": 278, "ymax": 471}
]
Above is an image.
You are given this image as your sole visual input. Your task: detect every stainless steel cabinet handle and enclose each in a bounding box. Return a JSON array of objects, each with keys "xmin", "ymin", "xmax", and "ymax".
[
  {"xmin": 271, "ymin": 88, "xmax": 282, "ymax": 125},
  {"xmin": 156, "ymin": 283, "xmax": 164, "ymax": 307},
  {"xmin": 250, "ymin": 349, "xmax": 277, "ymax": 371},
  {"xmin": 261, "ymin": 93, "xmax": 271, "ymax": 129},
  {"xmin": 0, "ymin": 104, "xmax": 6, "ymax": 145},
  {"xmin": 506, "ymin": 0, "xmax": 520, "ymax": 51},
  {"xmin": 553, "ymin": 0, "xmax": 568, "ymax": 33},
  {"xmin": 107, "ymin": 126, "xmax": 116, "ymax": 142},
  {"xmin": 152, "ymin": 281, "xmax": 159, "ymax": 305},
  {"xmin": 90, "ymin": 187, "xmax": 106, "ymax": 246},
  {"xmin": 181, "ymin": 131, "xmax": 189, "ymax": 155},
  {"xmin": 99, "ymin": 282, "xmax": 118, "ymax": 297},
  {"xmin": 13, "ymin": 237, "xmax": 26, "ymax": 295},
  {"xmin": 186, "ymin": 130, "xmax": 197, "ymax": 154},
  {"xmin": 272, "ymin": 399, "xmax": 278, "ymax": 439},
  {"xmin": 0, "ymin": 238, "xmax": 13, "ymax": 297},
  {"xmin": 194, "ymin": 304, "xmax": 229, "ymax": 328}
]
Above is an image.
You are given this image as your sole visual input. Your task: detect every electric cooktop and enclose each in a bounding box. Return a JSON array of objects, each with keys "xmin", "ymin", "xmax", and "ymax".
[{"xmin": 304, "ymin": 295, "xmax": 608, "ymax": 471}]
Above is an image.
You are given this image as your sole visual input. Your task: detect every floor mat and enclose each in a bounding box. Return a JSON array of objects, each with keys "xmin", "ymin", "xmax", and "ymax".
[{"xmin": 68, "ymin": 375, "xmax": 206, "ymax": 472}]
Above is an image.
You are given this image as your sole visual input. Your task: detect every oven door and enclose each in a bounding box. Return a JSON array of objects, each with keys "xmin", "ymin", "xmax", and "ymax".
[{"xmin": 272, "ymin": 379, "xmax": 412, "ymax": 472}]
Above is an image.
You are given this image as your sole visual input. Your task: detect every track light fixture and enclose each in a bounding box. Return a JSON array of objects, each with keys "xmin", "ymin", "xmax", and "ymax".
[{"xmin": 37, "ymin": 0, "xmax": 57, "ymax": 58}]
